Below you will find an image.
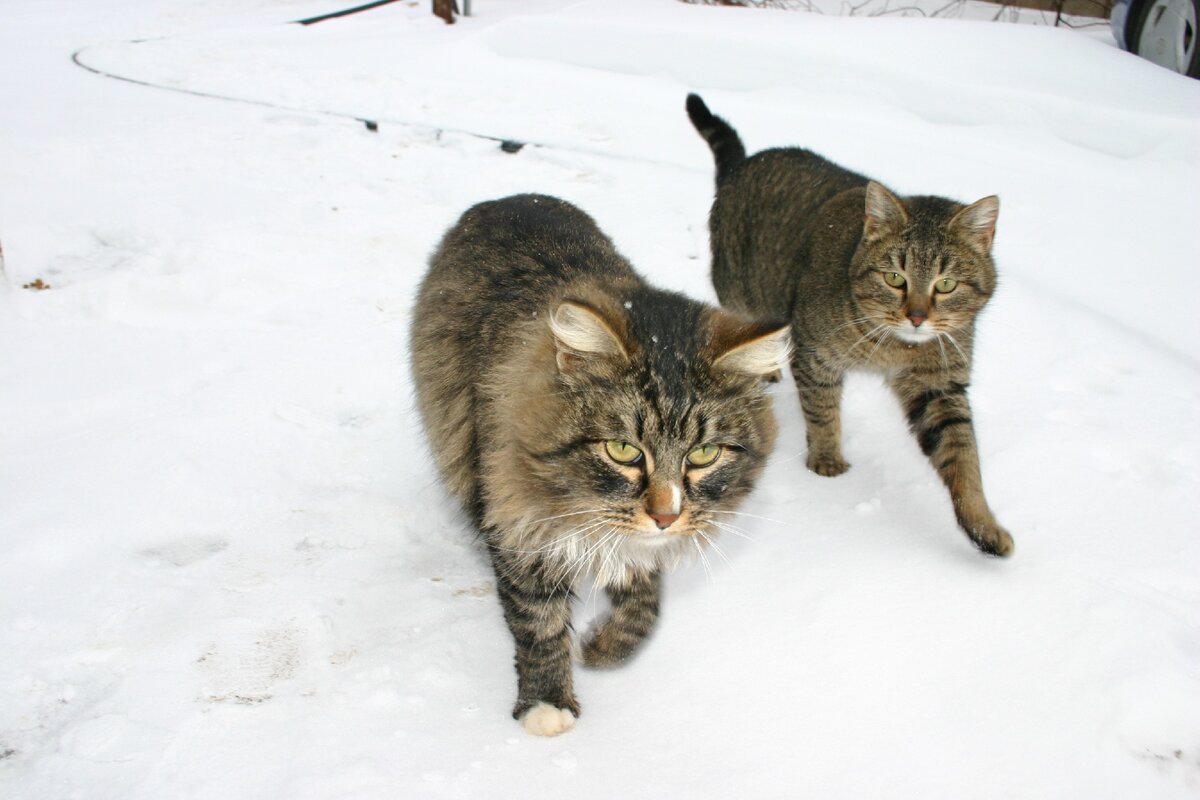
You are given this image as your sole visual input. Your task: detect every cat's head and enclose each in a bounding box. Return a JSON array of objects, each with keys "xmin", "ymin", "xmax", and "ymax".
[
  {"xmin": 487, "ymin": 286, "xmax": 788, "ymax": 579},
  {"xmin": 851, "ymin": 181, "xmax": 999, "ymax": 346}
]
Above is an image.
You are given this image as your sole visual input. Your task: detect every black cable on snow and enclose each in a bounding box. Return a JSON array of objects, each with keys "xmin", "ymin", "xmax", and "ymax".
[
  {"xmin": 295, "ymin": 0, "xmax": 404, "ymax": 26},
  {"xmin": 67, "ymin": 41, "xmax": 689, "ymax": 173},
  {"xmin": 69, "ymin": 47, "xmax": 525, "ymax": 153}
]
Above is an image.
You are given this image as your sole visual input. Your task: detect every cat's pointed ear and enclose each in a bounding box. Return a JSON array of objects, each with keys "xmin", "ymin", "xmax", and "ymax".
[
  {"xmin": 950, "ymin": 195, "xmax": 999, "ymax": 253},
  {"xmin": 549, "ymin": 300, "xmax": 627, "ymax": 372},
  {"xmin": 710, "ymin": 314, "xmax": 791, "ymax": 378},
  {"xmin": 863, "ymin": 181, "xmax": 908, "ymax": 241}
]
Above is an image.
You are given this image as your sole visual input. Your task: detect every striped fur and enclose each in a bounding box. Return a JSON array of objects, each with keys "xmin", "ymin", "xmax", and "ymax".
[
  {"xmin": 687, "ymin": 96, "xmax": 1013, "ymax": 557},
  {"xmin": 582, "ymin": 569, "xmax": 662, "ymax": 667},
  {"xmin": 411, "ymin": 195, "xmax": 789, "ymax": 733}
]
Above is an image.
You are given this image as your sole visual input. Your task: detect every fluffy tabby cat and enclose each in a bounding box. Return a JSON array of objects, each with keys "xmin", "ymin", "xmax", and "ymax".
[
  {"xmin": 686, "ymin": 94, "xmax": 1013, "ymax": 557},
  {"xmin": 410, "ymin": 194, "xmax": 790, "ymax": 736}
]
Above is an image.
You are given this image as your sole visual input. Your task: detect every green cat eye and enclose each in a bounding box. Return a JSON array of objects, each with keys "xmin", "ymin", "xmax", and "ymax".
[
  {"xmin": 883, "ymin": 271, "xmax": 906, "ymax": 288},
  {"xmin": 604, "ymin": 440, "xmax": 643, "ymax": 465},
  {"xmin": 935, "ymin": 277, "xmax": 958, "ymax": 293},
  {"xmin": 685, "ymin": 444, "xmax": 721, "ymax": 468}
]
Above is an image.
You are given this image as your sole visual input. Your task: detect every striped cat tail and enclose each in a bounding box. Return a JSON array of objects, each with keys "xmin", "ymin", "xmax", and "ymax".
[{"xmin": 686, "ymin": 93, "xmax": 746, "ymax": 185}]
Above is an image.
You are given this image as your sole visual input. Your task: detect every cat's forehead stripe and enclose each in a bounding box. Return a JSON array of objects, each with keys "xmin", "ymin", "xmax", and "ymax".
[{"xmin": 625, "ymin": 382, "xmax": 704, "ymax": 446}]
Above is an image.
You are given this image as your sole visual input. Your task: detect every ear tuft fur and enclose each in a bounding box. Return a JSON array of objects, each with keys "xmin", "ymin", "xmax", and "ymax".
[
  {"xmin": 950, "ymin": 195, "xmax": 1000, "ymax": 252},
  {"xmin": 711, "ymin": 316, "xmax": 791, "ymax": 378},
  {"xmin": 549, "ymin": 300, "xmax": 626, "ymax": 371},
  {"xmin": 863, "ymin": 181, "xmax": 908, "ymax": 241}
]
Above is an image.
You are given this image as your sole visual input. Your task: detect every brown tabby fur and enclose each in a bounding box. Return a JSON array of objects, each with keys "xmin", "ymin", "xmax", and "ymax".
[
  {"xmin": 687, "ymin": 94, "xmax": 1013, "ymax": 557},
  {"xmin": 410, "ymin": 194, "xmax": 790, "ymax": 733}
]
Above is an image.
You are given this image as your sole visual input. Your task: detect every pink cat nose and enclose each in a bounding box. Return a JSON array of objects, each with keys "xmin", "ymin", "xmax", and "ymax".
[
  {"xmin": 907, "ymin": 310, "xmax": 928, "ymax": 327},
  {"xmin": 650, "ymin": 512, "xmax": 680, "ymax": 530}
]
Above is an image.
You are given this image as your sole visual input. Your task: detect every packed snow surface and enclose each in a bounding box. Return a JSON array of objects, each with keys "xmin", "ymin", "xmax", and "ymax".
[{"xmin": 2, "ymin": 1, "xmax": 1198, "ymax": 798}]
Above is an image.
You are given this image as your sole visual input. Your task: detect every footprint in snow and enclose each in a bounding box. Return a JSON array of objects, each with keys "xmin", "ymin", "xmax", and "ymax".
[
  {"xmin": 140, "ymin": 536, "xmax": 228, "ymax": 567},
  {"xmin": 197, "ymin": 625, "xmax": 301, "ymax": 705}
]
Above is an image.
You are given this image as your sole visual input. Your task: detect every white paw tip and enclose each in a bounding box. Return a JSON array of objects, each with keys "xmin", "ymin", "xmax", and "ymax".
[{"xmin": 521, "ymin": 702, "xmax": 576, "ymax": 737}]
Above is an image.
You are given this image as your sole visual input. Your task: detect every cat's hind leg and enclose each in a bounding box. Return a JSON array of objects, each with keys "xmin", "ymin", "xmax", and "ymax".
[{"xmin": 582, "ymin": 569, "xmax": 661, "ymax": 668}]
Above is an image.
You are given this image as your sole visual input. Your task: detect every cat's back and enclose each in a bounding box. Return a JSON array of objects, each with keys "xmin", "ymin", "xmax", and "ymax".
[
  {"xmin": 411, "ymin": 194, "xmax": 640, "ymax": 510},
  {"xmin": 710, "ymin": 148, "xmax": 867, "ymax": 316},
  {"xmin": 425, "ymin": 194, "xmax": 633, "ymax": 296},
  {"xmin": 416, "ymin": 194, "xmax": 638, "ymax": 348},
  {"xmin": 721, "ymin": 148, "xmax": 865, "ymax": 209}
]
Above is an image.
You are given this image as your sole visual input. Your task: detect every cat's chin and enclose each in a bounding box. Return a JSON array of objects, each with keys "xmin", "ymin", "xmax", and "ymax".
[
  {"xmin": 892, "ymin": 325, "xmax": 940, "ymax": 346},
  {"xmin": 613, "ymin": 530, "xmax": 678, "ymax": 550},
  {"xmin": 610, "ymin": 530, "xmax": 695, "ymax": 572}
]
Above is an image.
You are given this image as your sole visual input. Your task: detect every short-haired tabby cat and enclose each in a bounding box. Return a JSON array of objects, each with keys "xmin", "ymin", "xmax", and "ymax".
[
  {"xmin": 686, "ymin": 94, "xmax": 1013, "ymax": 558},
  {"xmin": 410, "ymin": 194, "xmax": 790, "ymax": 736}
]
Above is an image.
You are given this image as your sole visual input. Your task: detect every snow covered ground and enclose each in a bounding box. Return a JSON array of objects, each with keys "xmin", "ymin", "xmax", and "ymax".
[{"xmin": 2, "ymin": 1, "xmax": 1198, "ymax": 797}]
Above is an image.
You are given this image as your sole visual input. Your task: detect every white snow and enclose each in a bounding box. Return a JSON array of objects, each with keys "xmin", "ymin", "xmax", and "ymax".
[{"xmin": 2, "ymin": 0, "xmax": 1198, "ymax": 797}]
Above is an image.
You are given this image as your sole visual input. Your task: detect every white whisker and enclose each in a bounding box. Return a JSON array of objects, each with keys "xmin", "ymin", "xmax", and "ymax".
[
  {"xmin": 553, "ymin": 526, "xmax": 619, "ymax": 592},
  {"xmin": 708, "ymin": 520, "xmax": 756, "ymax": 542},
  {"xmin": 706, "ymin": 509, "xmax": 789, "ymax": 527},
  {"xmin": 491, "ymin": 518, "xmax": 607, "ymax": 556},
  {"xmin": 692, "ymin": 537, "xmax": 714, "ymax": 585},
  {"xmin": 697, "ymin": 530, "xmax": 732, "ymax": 569},
  {"xmin": 591, "ymin": 529, "xmax": 625, "ymax": 611},
  {"xmin": 526, "ymin": 508, "xmax": 607, "ymax": 526},
  {"xmin": 829, "ymin": 315, "xmax": 880, "ymax": 334},
  {"xmin": 843, "ymin": 323, "xmax": 889, "ymax": 357},
  {"xmin": 767, "ymin": 445, "xmax": 811, "ymax": 467},
  {"xmin": 863, "ymin": 325, "xmax": 894, "ymax": 363},
  {"xmin": 941, "ymin": 330, "xmax": 970, "ymax": 364}
]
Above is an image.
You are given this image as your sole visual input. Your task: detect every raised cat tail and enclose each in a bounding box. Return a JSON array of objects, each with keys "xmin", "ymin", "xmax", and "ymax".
[{"xmin": 686, "ymin": 94, "xmax": 746, "ymax": 184}]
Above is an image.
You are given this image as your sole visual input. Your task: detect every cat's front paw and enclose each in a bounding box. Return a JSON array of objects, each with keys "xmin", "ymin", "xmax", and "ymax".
[
  {"xmin": 807, "ymin": 452, "xmax": 850, "ymax": 477},
  {"xmin": 582, "ymin": 626, "xmax": 631, "ymax": 668},
  {"xmin": 964, "ymin": 520, "xmax": 1014, "ymax": 558},
  {"xmin": 519, "ymin": 702, "xmax": 577, "ymax": 737}
]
